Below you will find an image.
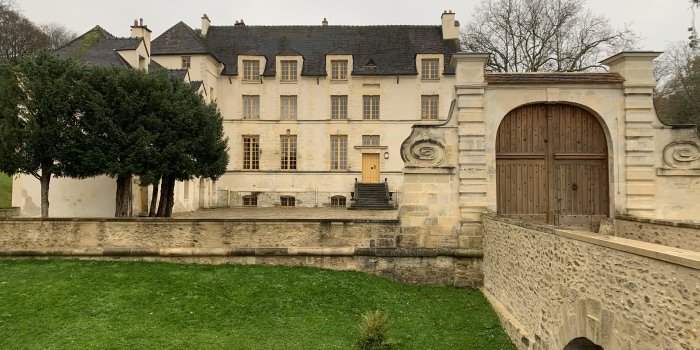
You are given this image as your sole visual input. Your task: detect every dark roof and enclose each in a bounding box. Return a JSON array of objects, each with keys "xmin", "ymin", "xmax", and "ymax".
[
  {"xmin": 190, "ymin": 80, "xmax": 204, "ymax": 91},
  {"xmin": 151, "ymin": 21, "xmax": 210, "ymax": 55},
  {"xmin": 152, "ymin": 23, "xmax": 460, "ymax": 76},
  {"xmin": 57, "ymin": 26, "xmax": 142, "ymax": 67},
  {"xmin": 485, "ymin": 73, "xmax": 625, "ymax": 85},
  {"xmin": 149, "ymin": 60, "xmax": 189, "ymax": 81}
]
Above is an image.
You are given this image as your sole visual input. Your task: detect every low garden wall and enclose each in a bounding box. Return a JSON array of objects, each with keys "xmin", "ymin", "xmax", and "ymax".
[
  {"xmin": 611, "ymin": 215, "xmax": 700, "ymax": 252},
  {"xmin": 482, "ymin": 214, "xmax": 699, "ymax": 350},
  {"xmin": 0, "ymin": 217, "xmax": 483, "ymax": 287}
]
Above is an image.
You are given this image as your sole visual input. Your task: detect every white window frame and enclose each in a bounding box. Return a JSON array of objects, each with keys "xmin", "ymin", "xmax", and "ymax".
[
  {"xmin": 330, "ymin": 135, "xmax": 348, "ymax": 170},
  {"xmin": 280, "ymin": 134, "xmax": 297, "ymax": 170},
  {"xmin": 363, "ymin": 95, "xmax": 380, "ymax": 120},
  {"xmin": 362, "ymin": 135, "xmax": 381, "ymax": 146},
  {"xmin": 243, "ymin": 60, "xmax": 260, "ymax": 81},
  {"xmin": 280, "ymin": 196, "xmax": 296, "ymax": 207},
  {"xmin": 331, "ymin": 60, "xmax": 348, "ymax": 80},
  {"xmin": 280, "ymin": 95, "xmax": 297, "ymax": 120},
  {"xmin": 421, "ymin": 95, "xmax": 439, "ymax": 120},
  {"xmin": 242, "ymin": 95, "xmax": 260, "ymax": 120},
  {"xmin": 421, "ymin": 58, "xmax": 440, "ymax": 80},
  {"xmin": 243, "ymin": 135, "xmax": 260, "ymax": 170},
  {"xmin": 331, "ymin": 95, "xmax": 348, "ymax": 120},
  {"xmin": 280, "ymin": 60, "xmax": 298, "ymax": 82}
]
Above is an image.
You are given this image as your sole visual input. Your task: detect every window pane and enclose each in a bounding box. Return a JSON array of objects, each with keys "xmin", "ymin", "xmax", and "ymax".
[
  {"xmin": 280, "ymin": 135, "xmax": 297, "ymax": 170},
  {"xmin": 331, "ymin": 60, "xmax": 348, "ymax": 80},
  {"xmin": 243, "ymin": 136, "xmax": 260, "ymax": 170},
  {"xmin": 280, "ymin": 95, "xmax": 297, "ymax": 120},
  {"xmin": 181, "ymin": 56, "xmax": 191, "ymax": 69},
  {"xmin": 363, "ymin": 95, "xmax": 380, "ymax": 120},
  {"xmin": 331, "ymin": 95, "xmax": 348, "ymax": 120},
  {"xmin": 362, "ymin": 135, "xmax": 380, "ymax": 146},
  {"xmin": 244, "ymin": 60, "xmax": 260, "ymax": 81},
  {"xmin": 330, "ymin": 135, "xmax": 348, "ymax": 170},
  {"xmin": 243, "ymin": 95, "xmax": 260, "ymax": 119},
  {"xmin": 422, "ymin": 59, "xmax": 439, "ymax": 80},
  {"xmin": 281, "ymin": 60, "xmax": 297, "ymax": 81},
  {"xmin": 421, "ymin": 95, "xmax": 439, "ymax": 120}
]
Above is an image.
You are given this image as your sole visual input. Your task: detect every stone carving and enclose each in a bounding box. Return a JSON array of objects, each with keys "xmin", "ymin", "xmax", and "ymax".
[
  {"xmin": 401, "ymin": 130, "xmax": 447, "ymax": 167},
  {"xmin": 400, "ymin": 99, "xmax": 456, "ymax": 168},
  {"xmin": 662, "ymin": 141, "xmax": 700, "ymax": 169}
]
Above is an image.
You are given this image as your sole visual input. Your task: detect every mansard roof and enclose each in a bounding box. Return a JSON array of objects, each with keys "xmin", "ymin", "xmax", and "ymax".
[
  {"xmin": 57, "ymin": 26, "xmax": 142, "ymax": 67},
  {"xmin": 152, "ymin": 23, "xmax": 460, "ymax": 76}
]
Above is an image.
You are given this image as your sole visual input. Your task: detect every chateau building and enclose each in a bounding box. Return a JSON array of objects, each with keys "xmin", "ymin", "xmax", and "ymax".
[{"xmin": 10, "ymin": 11, "xmax": 700, "ymax": 225}]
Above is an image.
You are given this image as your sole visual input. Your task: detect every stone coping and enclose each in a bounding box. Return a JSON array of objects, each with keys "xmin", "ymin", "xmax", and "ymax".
[
  {"xmin": 616, "ymin": 215, "xmax": 700, "ymax": 230},
  {"xmin": 0, "ymin": 247, "xmax": 483, "ymax": 259},
  {"xmin": 0, "ymin": 217, "xmax": 400, "ymax": 224},
  {"xmin": 484, "ymin": 214, "xmax": 700, "ymax": 270}
]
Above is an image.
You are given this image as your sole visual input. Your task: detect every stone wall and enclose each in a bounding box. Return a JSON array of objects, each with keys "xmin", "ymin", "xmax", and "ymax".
[
  {"xmin": 610, "ymin": 216, "xmax": 700, "ymax": 252},
  {"xmin": 0, "ymin": 218, "xmax": 483, "ymax": 287},
  {"xmin": 482, "ymin": 214, "xmax": 699, "ymax": 350}
]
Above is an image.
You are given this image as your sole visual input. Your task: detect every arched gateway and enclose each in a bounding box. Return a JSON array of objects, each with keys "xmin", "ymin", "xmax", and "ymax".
[{"xmin": 496, "ymin": 103, "xmax": 610, "ymax": 227}]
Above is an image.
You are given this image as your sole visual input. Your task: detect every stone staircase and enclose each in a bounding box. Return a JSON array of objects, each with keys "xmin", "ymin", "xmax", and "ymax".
[{"xmin": 350, "ymin": 182, "xmax": 394, "ymax": 210}]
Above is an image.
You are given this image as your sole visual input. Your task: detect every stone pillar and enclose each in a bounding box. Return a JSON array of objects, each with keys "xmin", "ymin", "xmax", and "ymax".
[
  {"xmin": 452, "ymin": 53, "xmax": 489, "ymax": 248},
  {"xmin": 602, "ymin": 52, "xmax": 662, "ymax": 218}
]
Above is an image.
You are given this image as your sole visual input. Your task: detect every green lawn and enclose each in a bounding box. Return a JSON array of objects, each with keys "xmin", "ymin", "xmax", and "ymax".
[
  {"xmin": 0, "ymin": 173, "xmax": 10, "ymax": 208},
  {"xmin": 0, "ymin": 260, "xmax": 515, "ymax": 350}
]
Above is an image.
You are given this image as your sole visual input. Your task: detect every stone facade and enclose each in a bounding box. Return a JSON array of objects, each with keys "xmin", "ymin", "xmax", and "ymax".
[
  {"xmin": 610, "ymin": 216, "xmax": 700, "ymax": 252},
  {"xmin": 0, "ymin": 217, "xmax": 482, "ymax": 287},
  {"xmin": 482, "ymin": 214, "xmax": 700, "ymax": 350}
]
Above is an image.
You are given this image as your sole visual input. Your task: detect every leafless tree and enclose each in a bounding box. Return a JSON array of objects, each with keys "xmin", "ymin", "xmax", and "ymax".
[
  {"xmin": 40, "ymin": 23, "xmax": 77, "ymax": 51},
  {"xmin": 654, "ymin": 43, "xmax": 700, "ymax": 126},
  {"xmin": 462, "ymin": 0, "xmax": 637, "ymax": 72}
]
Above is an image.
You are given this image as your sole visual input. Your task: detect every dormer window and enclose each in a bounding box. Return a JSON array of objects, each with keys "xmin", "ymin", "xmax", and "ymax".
[
  {"xmin": 331, "ymin": 60, "xmax": 348, "ymax": 80},
  {"xmin": 280, "ymin": 60, "xmax": 298, "ymax": 82},
  {"xmin": 421, "ymin": 58, "xmax": 440, "ymax": 80},
  {"xmin": 181, "ymin": 56, "xmax": 191, "ymax": 69},
  {"xmin": 243, "ymin": 60, "xmax": 260, "ymax": 81}
]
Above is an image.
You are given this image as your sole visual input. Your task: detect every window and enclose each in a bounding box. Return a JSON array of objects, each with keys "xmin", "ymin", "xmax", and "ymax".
[
  {"xmin": 280, "ymin": 95, "xmax": 297, "ymax": 120},
  {"xmin": 363, "ymin": 95, "xmax": 380, "ymax": 120},
  {"xmin": 330, "ymin": 135, "xmax": 348, "ymax": 170},
  {"xmin": 280, "ymin": 135, "xmax": 297, "ymax": 170},
  {"xmin": 243, "ymin": 60, "xmax": 260, "ymax": 81},
  {"xmin": 331, "ymin": 95, "xmax": 348, "ymax": 120},
  {"xmin": 181, "ymin": 56, "xmax": 191, "ymax": 69},
  {"xmin": 421, "ymin": 59, "xmax": 440, "ymax": 80},
  {"xmin": 331, "ymin": 60, "xmax": 348, "ymax": 80},
  {"xmin": 280, "ymin": 60, "xmax": 297, "ymax": 82},
  {"xmin": 243, "ymin": 135, "xmax": 260, "ymax": 170},
  {"xmin": 362, "ymin": 135, "xmax": 380, "ymax": 146},
  {"xmin": 330, "ymin": 195, "xmax": 347, "ymax": 208},
  {"xmin": 243, "ymin": 95, "xmax": 260, "ymax": 119},
  {"xmin": 421, "ymin": 95, "xmax": 439, "ymax": 120},
  {"xmin": 243, "ymin": 194, "xmax": 258, "ymax": 207},
  {"xmin": 280, "ymin": 196, "xmax": 296, "ymax": 207}
]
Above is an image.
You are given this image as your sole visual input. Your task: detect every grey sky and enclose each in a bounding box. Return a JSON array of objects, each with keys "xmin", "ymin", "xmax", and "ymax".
[{"xmin": 12, "ymin": 0, "xmax": 698, "ymax": 51}]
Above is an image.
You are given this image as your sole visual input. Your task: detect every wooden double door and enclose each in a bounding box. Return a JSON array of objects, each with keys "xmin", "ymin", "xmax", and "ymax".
[{"xmin": 496, "ymin": 104, "xmax": 609, "ymax": 228}]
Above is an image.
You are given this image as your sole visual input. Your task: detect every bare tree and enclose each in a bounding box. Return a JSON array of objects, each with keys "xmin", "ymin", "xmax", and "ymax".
[
  {"xmin": 654, "ymin": 43, "xmax": 700, "ymax": 127},
  {"xmin": 40, "ymin": 23, "xmax": 77, "ymax": 51},
  {"xmin": 462, "ymin": 0, "xmax": 637, "ymax": 72},
  {"xmin": 0, "ymin": 0, "xmax": 48, "ymax": 63}
]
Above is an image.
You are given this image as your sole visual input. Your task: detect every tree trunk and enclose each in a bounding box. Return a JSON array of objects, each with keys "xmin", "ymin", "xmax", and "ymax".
[
  {"xmin": 39, "ymin": 166, "xmax": 51, "ymax": 218},
  {"xmin": 115, "ymin": 174, "xmax": 132, "ymax": 217},
  {"xmin": 156, "ymin": 176, "xmax": 174, "ymax": 217},
  {"xmin": 148, "ymin": 179, "xmax": 160, "ymax": 217}
]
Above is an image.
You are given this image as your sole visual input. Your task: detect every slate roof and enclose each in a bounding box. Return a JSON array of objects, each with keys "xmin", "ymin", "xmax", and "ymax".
[
  {"xmin": 486, "ymin": 73, "xmax": 625, "ymax": 85},
  {"xmin": 57, "ymin": 26, "xmax": 142, "ymax": 67},
  {"xmin": 152, "ymin": 23, "xmax": 460, "ymax": 76}
]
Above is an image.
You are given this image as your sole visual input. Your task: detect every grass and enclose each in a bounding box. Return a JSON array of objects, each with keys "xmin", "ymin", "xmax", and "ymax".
[
  {"xmin": 0, "ymin": 173, "xmax": 10, "ymax": 208},
  {"xmin": 0, "ymin": 260, "xmax": 515, "ymax": 350}
]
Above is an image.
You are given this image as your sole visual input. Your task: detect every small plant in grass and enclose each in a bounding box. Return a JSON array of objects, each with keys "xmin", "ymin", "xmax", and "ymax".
[{"xmin": 355, "ymin": 310, "xmax": 394, "ymax": 350}]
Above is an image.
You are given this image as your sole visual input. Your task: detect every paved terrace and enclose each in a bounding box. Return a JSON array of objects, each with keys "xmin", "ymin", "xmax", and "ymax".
[{"xmin": 174, "ymin": 207, "xmax": 400, "ymax": 221}]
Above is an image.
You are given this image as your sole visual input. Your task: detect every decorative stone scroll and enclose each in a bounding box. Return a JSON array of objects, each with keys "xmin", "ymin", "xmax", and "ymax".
[
  {"xmin": 400, "ymin": 100, "xmax": 456, "ymax": 168},
  {"xmin": 657, "ymin": 140, "xmax": 700, "ymax": 176}
]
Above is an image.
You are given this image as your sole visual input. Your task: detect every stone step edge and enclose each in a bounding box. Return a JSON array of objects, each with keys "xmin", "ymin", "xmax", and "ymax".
[{"xmin": 0, "ymin": 247, "xmax": 484, "ymax": 258}]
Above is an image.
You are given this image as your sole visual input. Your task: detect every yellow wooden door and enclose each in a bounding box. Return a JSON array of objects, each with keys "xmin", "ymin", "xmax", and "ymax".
[{"xmin": 362, "ymin": 153, "xmax": 380, "ymax": 183}]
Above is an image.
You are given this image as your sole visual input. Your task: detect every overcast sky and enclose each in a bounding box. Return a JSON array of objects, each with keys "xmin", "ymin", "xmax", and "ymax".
[{"xmin": 12, "ymin": 0, "xmax": 698, "ymax": 51}]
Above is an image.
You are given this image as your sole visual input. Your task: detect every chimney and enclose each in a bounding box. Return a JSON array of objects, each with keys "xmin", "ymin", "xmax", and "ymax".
[
  {"xmin": 130, "ymin": 18, "xmax": 152, "ymax": 53},
  {"xmin": 441, "ymin": 10, "xmax": 459, "ymax": 41},
  {"xmin": 201, "ymin": 14, "xmax": 211, "ymax": 36},
  {"xmin": 322, "ymin": 18, "xmax": 328, "ymax": 26}
]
